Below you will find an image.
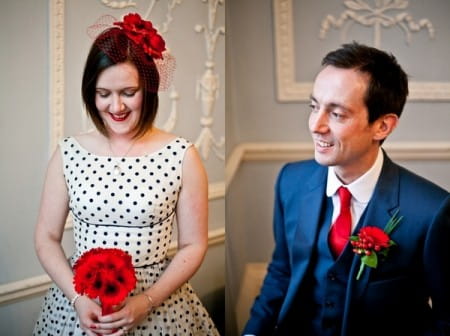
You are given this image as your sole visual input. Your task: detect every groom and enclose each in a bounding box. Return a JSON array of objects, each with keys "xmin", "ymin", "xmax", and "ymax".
[{"xmin": 243, "ymin": 42, "xmax": 450, "ymax": 335}]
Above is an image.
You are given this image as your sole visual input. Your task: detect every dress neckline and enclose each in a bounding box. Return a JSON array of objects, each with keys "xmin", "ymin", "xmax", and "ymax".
[{"xmin": 68, "ymin": 136, "xmax": 182, "ymax": 159}]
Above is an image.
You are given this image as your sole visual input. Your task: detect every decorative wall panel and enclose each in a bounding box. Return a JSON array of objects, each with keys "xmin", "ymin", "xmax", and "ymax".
[{"xmin": 273, "ymin": 0, "xmax": 450, "ymax": 102}]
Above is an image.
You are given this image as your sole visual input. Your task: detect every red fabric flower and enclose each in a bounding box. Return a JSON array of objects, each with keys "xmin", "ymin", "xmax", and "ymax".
[
  {"xmin": 350, "ymin": 211, "xmax": 402, "ymax": 280},
  {"xmin": 114, "ymin": 13, "xmax": 166, "ymax": 59},
  {"xmin": 354, "ymin": 226, "xmax": 390, "ymax": 251},
  {"xmin": 73, "ymin": 248, "xmax": 137, "ymax": 315}
]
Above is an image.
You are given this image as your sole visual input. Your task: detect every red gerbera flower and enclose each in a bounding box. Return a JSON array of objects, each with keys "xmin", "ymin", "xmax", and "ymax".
[{"xmin": 73, "ymin": 248, "xmax": 137, "ymax": 315}]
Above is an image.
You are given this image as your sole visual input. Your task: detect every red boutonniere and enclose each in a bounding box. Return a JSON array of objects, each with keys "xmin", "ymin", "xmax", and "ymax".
[
  {"xmin": 73, "ymin": 248, "xmax": 137, "ymax": 315},
  {"xmin": 114, "ymin": 13, "xmax": 166, "ymax": 59},
  {"xmin": 350, "ymin": 210, "xmax": 403, "ymax": 280}
]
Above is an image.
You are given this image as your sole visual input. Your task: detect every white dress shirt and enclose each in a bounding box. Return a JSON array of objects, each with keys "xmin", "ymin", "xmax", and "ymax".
[{"xmin": 326, "ymin": 148, "xmax": 384, "ymax": 232}]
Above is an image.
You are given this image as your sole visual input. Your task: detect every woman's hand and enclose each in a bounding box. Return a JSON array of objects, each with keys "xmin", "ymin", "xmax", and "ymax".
[
  {"xmin": 91, "ymin": 294, "xmax": 153, "ymax": 334},
  {"xmin": 73, "ymin": 295, "xmax": 107, "ymax": 336}
]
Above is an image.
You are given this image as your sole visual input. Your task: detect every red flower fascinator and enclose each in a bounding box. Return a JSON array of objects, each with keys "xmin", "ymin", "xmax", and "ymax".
[
  {"xmin": 87, "ymin": 13, "xmax": 175, "ymax": 92},
  {"xmin": 113, "ymin": 13, "xmax": 166, "ymax": 59},
  {"xmin": 73, "ymin": 247, "xmax": 137, "ymax": 315}
]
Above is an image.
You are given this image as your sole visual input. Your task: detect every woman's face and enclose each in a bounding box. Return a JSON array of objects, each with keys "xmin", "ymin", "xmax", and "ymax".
[{"xmin": 95, "ymin": 62, "xmax": 143, "ymax": 138}]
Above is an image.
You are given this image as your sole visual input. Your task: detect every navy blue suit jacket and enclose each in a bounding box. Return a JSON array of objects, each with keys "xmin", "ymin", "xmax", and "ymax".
[{"xmin": 244, "ymin": 153, "xmax": 450, "ymax": 335}]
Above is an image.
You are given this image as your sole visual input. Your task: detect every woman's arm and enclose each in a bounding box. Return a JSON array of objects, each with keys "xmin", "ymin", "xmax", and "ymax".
[
  {"xmin": 34, "ymin": 147, "xmax": 73, "ymax": 298},
  {"xmin": 34, "ymin": 147, "xmax": 102, "ymax": 335},
  {"xmin": 145, "ymin": 145, "xmax": 209, "ymax": 303}
]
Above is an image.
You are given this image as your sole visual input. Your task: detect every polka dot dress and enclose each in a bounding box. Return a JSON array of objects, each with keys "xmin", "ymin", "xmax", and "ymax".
[{"xmin": 33, "ymin": 137, "xmax": 220, "ymax": 336}]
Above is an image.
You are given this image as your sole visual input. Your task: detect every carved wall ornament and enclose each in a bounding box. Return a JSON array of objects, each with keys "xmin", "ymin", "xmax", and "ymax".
[
  {"xmin": 161, "ymin": 88, "xmax": 179, "ymax": 132},
  {"xmin": 99, "ymin": 0, "xmax": 137, "ymax": 9},
  {"xmin": 319, "ymin": 0, "xmax": 435, "ymax": 48},
  {"xmin": 145, "ymin": 0, "xmax": 184, "ymax": 34},
  {"xmin": 272, "ymin": 0, "xmax": 450, "ymax": 101},
  {"xmin": 194, "ymin": 0, "xmax": 225, "ymax": 160},
  {"xmin": 99, "ymin": 0, "xmax": 183, "ymax": 33},
  {"xmin": 50, "ymin": 0, "xmax": 65, "ymax": 153}
]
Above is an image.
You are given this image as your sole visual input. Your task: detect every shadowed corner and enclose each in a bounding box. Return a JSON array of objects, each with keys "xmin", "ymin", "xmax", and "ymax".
[{"xmin": 202, "ymin": 286, "xmax": 225, "ymax": 335}]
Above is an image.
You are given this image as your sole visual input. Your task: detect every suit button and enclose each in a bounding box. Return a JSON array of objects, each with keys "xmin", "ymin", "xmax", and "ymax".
[
  {"xmin": 323, "ymin": 320, "xmax": 335, "ymax": 329},
  {"xmin": 327, "ymin": 272, "xmax": 336, "ymax": 281},
  {"xmin": 325, "ymin": 301, "xmax": 335, "ymax": 308}
]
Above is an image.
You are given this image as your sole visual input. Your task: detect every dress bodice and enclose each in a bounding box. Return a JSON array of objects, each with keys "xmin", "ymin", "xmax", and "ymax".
[{"xmin": 59, "ymin": 136, "xmax": 191, "ymax": 266}]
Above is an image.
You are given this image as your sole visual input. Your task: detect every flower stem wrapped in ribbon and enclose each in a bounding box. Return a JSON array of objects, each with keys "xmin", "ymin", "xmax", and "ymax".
[
  {"xmin": 350, "ymin": 210, "xmax": 403, "ymax": 280},
  {"xmin": 73, "ymin": 248, "xmax": 137, "ymax": 315}
]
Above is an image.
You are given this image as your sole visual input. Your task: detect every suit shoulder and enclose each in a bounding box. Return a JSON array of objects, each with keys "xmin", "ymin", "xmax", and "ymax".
[
  {"xmin": 396, "ymin": 164, "xmax": 449, "ymax": 204},
  {"xmin": 279, "ymin": 159, "xmax": 320, "ymax": 176},
  {"xmin": 398, "ymin": 165, "xmax": 448, "ymax": 194},
  {"xmin": 277, "ymin": 159, "xmax": 324, "ymax": 185}
]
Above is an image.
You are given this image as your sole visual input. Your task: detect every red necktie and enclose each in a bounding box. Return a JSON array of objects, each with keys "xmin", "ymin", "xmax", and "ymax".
[{"xmin": 329, "ymin": 186, "xmax": 352, "ymax": 257}]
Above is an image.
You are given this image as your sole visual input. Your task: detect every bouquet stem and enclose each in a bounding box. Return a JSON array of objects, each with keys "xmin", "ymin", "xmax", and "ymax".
[
  {"xmin": 102, "ymin": 304, "xmax": 114, "ymax": 316},
  {"xmin": 101, "ymin": 303, "xmax": 119, "ymax": 334}
]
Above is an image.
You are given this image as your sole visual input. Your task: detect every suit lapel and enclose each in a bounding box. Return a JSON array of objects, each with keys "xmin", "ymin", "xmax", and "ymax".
[
  {"xmin": 292, "ymin": 166, "xmax": 328, "ymax": 259},
  {"xmin": 342, "ymin": 152, "xmax": 401, "ymax": 333},
  {"xmin": 279, "ymin": 165, "xmax": 328, "ymax": 320}
]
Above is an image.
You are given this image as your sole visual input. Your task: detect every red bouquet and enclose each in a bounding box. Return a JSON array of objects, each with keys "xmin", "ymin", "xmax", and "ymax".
[
  {"xmin": 73, "ymin": 248, "xmax": 137, "ymax": 315},
  {"xmin": 350, "ymin": 210, "xmax": 403, "ymax": 280}
]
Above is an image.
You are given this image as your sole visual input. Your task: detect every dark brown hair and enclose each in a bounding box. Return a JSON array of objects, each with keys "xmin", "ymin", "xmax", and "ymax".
[
  {"xmin": 81, "ymin": 28, "xmax": 159, "ymax": 138},
  {"xmin": 322, "ymin": 42, "xmax": 409, "ymax": 123}
]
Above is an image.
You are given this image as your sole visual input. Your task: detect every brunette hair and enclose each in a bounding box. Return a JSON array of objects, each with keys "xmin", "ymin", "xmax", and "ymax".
[
  {"xmin": 81, "ymin": 27, "xmax": 159, "ymax": 138},
  {"xmin": 322, "ymin": 42, "xmax": 409, "ymax": 123}
]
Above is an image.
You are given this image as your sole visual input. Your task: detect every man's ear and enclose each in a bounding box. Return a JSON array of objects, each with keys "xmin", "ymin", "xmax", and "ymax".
[{"xmin": 373, "ymin": 113, "xmax": 399, "ymax": 142}]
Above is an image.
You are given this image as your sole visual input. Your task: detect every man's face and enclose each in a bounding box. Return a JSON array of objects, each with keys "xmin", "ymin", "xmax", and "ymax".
[{"xmin": 309, "ymin": 65, "xmax": 382, "ymax": 183}]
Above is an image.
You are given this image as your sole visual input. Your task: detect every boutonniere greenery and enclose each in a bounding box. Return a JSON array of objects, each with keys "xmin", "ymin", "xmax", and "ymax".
[{"xmin": 350, "ymin": 210, "xmax": 403, "ymax": 280}]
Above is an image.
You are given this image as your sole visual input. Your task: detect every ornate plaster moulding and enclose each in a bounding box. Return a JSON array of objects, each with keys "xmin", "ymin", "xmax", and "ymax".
[{"xmin": 273, "ymin": 0, "xmax": 450, "ymax": 102}]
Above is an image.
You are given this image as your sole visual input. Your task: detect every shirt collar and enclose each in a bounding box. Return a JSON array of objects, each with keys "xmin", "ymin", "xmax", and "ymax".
[{"xmin": 326, "ymin": 148, "xmax": 384, "ymax": 203}]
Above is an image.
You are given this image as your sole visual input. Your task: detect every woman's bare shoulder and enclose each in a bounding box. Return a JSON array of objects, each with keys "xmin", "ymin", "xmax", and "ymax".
[
  {"xmin": 72, "ymin": 130, "xmax": 108, "ymax": 154},
  {"xmin": 148, "ymin": 128, "xmax": 178, "ymax": 143}
]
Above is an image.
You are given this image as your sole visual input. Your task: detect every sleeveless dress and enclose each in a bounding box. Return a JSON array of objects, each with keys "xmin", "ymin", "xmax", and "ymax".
[{"xmin": 33, "ymin": 136, "xmax": 219, "ymax": 336}]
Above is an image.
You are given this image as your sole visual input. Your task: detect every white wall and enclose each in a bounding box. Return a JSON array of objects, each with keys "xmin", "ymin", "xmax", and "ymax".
[
  {"xmin": 226, "ymin": 0, "xmax": 450, "ymax": 335},
  {"xmin": 0, "ymin": 1, "xmax": 225, "ymax": 335}
]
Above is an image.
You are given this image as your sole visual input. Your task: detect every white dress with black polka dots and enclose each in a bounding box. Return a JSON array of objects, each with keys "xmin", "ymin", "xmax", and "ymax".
[{"xmin": 33, "ymin": 136, "xmax": 219, "ymax": 336}]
